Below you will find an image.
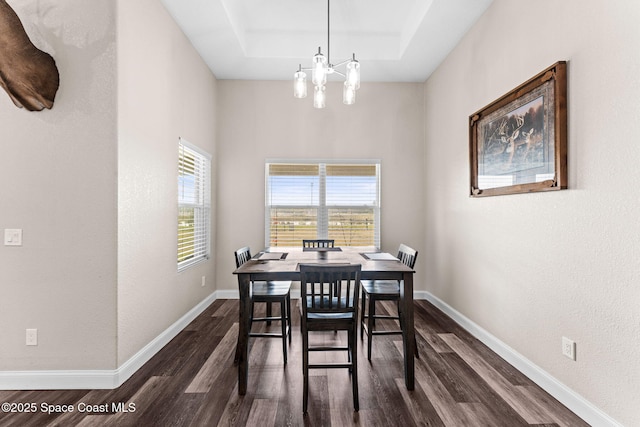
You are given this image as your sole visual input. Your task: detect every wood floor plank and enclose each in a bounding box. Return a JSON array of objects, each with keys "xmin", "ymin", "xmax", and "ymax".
[
  {"xmin": 330, "ymin": 408, "xmax": 365, "ymax": 426},
  {"xmin": 253, "ymin": 345, "xmax": 285, "ymax": 399},
  {"xmin": 6, "ymin": 389, "xmax": 91, "ymax": 427},
  {"xmin": 421, "ymin": 330, "xmax": 454, "ymax": 354},
  {"xmin": 73, "ymin": 415, "xmax": 111, "ymax": 427},
  {"xmin": 148, "ymin": 393, "xmax": 205, "ymax": 427},
  {"xmin": 273, "ymin": 360, "xmax": 306, "ymax": 427},
  {"xmin": 355, "ymin": 408, "xmax": 393, "ymax": 427},
  {"xmin": 518, "ymin": 385, "xmax": 590, "ymax": 427},
  {"xmin": 303, "ymin": 375, "xmax": 331, "ymax": 425},
  {"xmin": 364, "ymin": 361, "xmax": 413, "ymax": 426},
  {"xmin": 411, "ymin": 349, "xmax": 471, "ymax": 426},
  {"xmin": 109, "ymin": 376, "xmax": 171, "ymax": 426},
  {"xmin": 394, "ymin": 377, "xmax": 445, "ymax": 427},
  {"xmin": 438, "ymin": 351, "xmax": 529, "ymax": 426},
  {"xmin": 459, "ymin": 402, "xmax": 506, "ymax": 427},
  {"xmin": 185, "ymin": 323, "xmax": 239, "ymax": 393},
  {"xmin": 438, "ymin": 333, "xmax": 556, "ymax": 425},
  {"xmin": 357, "ymin": 357, "xmax": 395, "ymax": 415},
  {"xmin": 414, "ymin": 340, "xmax": 479, "ymax": 404},
  {"xmin": 246, "ymin": 399, "xmax": 278, "ymax": 427},
  {"xmin": 190, "ymin": 369, "xmax": 242, "ymax": 426}
]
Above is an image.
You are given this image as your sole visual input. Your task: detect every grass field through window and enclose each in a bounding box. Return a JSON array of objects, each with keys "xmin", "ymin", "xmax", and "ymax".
[
  {"xmin": 269, "ymin": 208, "xmax": 375, "ymax": 247},
  {"xmin": 178, "ymin": 208, "xmax": 195, "ymax": 263}
]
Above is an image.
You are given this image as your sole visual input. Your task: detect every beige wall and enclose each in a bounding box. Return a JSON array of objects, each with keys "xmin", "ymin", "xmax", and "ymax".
[
  {"xmin": 0, "ymin": 0, "xmax": 218, "ymax": 374},
  {"xmin": 0, "ymin": 0, "xmax": 117, "ymax": 370},
  {"xmin": 423, "ymin": 0, "xmax": 640, "ymax": 425},
  {"xmin": 215, "ymin": 81, "xmax": 426, "ymax": 292},
  {"xmin": 116, "ymin": 0, "xmax": 218, "ymax": 365}
]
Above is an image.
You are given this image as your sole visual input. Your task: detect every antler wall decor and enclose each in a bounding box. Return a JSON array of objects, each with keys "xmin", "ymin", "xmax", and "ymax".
[{"xmin": 0, "ymin": 0, "xmax": 59, "ymax": 111}]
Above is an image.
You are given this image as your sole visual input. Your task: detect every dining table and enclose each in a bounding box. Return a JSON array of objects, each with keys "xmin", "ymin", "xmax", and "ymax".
[{"xmin": 232, "ymin": 246, "xmax": 416, "ymax": 395}]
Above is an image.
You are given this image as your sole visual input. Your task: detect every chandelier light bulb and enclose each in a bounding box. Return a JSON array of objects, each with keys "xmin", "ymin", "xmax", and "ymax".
[
  {"xmin": 314, "ymin": 85, "xmax": 326, "ymax": 109},
  {"xmin": 346, "ymin": 57, "xmax": 360, "ymax": 90},
  {"xmin": 312, "ymin": 48, "xmax": 328, "ymax": 86},
  {"xmin": 343, "ymin": 82, "xmax": 356, "ymax": 105},
  {"xmin": 294, "ymin": 68, "xmax": 307, "ymax": 98}
]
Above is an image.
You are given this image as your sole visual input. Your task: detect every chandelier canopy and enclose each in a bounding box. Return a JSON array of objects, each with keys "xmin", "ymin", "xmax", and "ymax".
[{"xmin": 293, "ymin": 0, "xmax": 361, "ymax": 108}]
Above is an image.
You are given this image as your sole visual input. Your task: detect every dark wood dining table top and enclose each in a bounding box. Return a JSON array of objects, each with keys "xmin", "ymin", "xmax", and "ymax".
[{"xmin": 234, "ymin": 246, "xmax": 414, "ymax": 280}]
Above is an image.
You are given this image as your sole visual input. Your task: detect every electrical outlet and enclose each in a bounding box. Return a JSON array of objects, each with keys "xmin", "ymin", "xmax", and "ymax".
[
  {"xmin": 26, "ymin": 329, "xmax": 37, "ymax": 346},
  {"xmin": 201, "ymin": 276, "xmax": 206, "ymax": 287},
  {"xmin": 562, "ymin": 336, "xmax": 576, "ymax": 360}
]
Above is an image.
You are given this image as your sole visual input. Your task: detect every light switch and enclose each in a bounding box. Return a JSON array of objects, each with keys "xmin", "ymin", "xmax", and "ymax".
[{"xmin": 4, "ymin": 229, "xmax": 23, "ymax": 246}]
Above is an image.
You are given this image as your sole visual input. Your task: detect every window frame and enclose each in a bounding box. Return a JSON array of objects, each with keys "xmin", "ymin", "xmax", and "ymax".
[
  {"xmin": 178, "ymin": 137, "xmax": 211, "ymax": 272},
  {"xmin": 265, "ymin": 159, "xmax": 381, "ymax": 248}
]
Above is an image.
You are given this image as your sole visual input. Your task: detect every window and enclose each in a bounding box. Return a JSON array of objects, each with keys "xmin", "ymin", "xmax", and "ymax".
[
  {"xmin": 265, "ymin": 161, "xmax": 380, "ymax": 248},
  {"xmin": 178, "ymin": 138, "xmax": 211, "ymax": 271}
]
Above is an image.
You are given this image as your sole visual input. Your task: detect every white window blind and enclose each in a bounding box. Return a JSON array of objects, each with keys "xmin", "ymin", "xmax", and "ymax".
[
  {"xmin": 265, "ymin": 161, "xmax": 380, "ymax": 248},
  {"xmin": 178, "ymin": 138, "xmax": 211, "ymax": 271}
]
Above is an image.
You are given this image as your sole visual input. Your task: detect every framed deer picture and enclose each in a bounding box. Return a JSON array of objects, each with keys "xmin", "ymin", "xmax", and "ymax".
[{"xmin": 469, "ymin": 61, "xmax": 567, "ymax": 197}]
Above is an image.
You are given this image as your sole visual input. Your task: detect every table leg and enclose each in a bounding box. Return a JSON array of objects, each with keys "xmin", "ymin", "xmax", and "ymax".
[
  {"xmin": 266, "ymin": 302, "xmax": 272, "ymax": 325},
  {"xmin": 236, "ymin": 273, "xmax": 251, "ymax": 395},
  {"xmin": 399, "ymin": 272, "xmax": 415, "ymax": 390}
]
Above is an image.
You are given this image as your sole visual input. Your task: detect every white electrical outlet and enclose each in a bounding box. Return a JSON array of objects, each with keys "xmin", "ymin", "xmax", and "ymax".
[
  {"xmin": 562, "ymin": 336, "xmax": 576, "ymax": 360},
  {"xmin": 201, "ymin": 276, "xmax": 206, "ymax": 287},
  {"xmin": 26, "ymin": 329, "xmax": 38, "ymax": 346}
]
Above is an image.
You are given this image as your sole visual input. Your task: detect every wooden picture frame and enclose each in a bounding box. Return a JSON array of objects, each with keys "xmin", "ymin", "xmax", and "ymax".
[{"xmin": 469, "ymin": 61, "xmax": 567, "ymax": 197}]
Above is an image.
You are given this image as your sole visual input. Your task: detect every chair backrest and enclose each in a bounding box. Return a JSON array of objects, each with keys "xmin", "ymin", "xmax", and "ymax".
[
  {"xmin": 300, "ymin": 264, "xmax": 361, "ymax": 315},
  {"xmin": 397, "ymin": 244, "xmax": 418, "ymax": 269},
  {"xmin": 234, "ymin": 246, "xmax": 252, "ymax": 268},
  {"xmin": 303, "ymin": 239, "xmax": 335, "ymax": 248}
]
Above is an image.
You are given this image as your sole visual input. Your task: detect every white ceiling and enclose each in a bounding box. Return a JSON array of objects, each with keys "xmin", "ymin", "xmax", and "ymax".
[{"xmin": 160, "ymin": 0, "xmax": 493, "ymax": 82}]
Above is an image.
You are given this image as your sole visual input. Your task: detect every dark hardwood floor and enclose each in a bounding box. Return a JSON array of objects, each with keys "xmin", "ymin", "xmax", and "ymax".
[{"xmin": 0, "ymin": 299, "xmax": 589, "ymax": 426}]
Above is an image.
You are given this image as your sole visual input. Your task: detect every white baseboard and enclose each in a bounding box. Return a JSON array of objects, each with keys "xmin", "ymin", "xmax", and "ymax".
[
  {"xmin": 421, "ymin": 291, "xmax": 622, "ymax": 427},
  {"xmin": 0, "ymin": 291, "xmax": 219, "ymax": 390}
]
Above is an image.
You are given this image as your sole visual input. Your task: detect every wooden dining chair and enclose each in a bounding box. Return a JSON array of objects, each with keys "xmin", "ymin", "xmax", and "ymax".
[
  {"xmin": 234, "ymin": 246, "xmax": 292, "ymax": 363},
  {"xmin": 302, "ymin": 239, "xmax": 335, "ymax": 248},
  {"xmin": 360, "ymin": 244, "xmax": 419, "ymax": 361},
  {"xmin": 299, "ymin": 263, "xmax": 361, "ymax": 414}
]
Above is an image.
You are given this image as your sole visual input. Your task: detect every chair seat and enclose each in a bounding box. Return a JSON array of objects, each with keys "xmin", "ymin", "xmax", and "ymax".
[
  {"xmin": 361, "ymin": 280, "xmax": 400, "ymax": 297},
  {"xmin": 299, "ymin": 296, "xmax": 357, "ymax": 320},
  {"xmin": 252, "ymin": 281, "xmax": 291, "ymax": 297},
  {"xmin": 306, "ymin": 312, "xmax": 356, "ymax": 320}
]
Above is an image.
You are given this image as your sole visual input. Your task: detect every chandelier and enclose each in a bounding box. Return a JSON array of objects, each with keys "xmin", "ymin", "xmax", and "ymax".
[{"xmin": 293, "ymin": 0, "xmax": 361, "ymax": 108}]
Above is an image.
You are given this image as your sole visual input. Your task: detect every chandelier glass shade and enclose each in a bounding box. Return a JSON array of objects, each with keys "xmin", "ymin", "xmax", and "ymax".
[{"xmin": 293, "ymin": 0, "xmax": 361, "ymax": 108}]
